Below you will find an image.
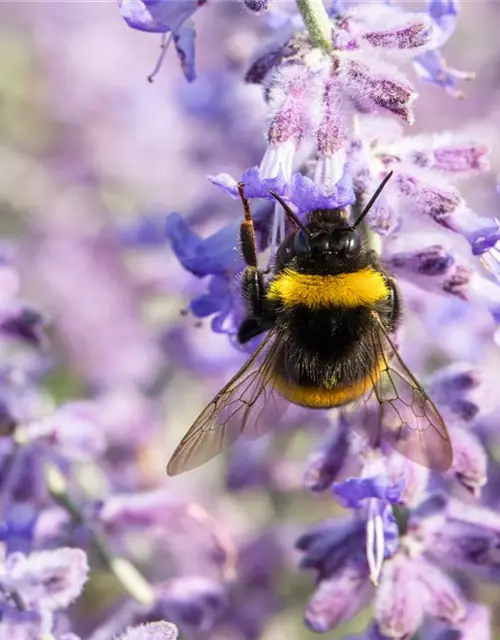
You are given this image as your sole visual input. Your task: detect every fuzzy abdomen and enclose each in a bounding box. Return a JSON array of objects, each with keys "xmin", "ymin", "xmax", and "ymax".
[{"xmin": 266, "ymin": 267, "xmax": 393, "ymax": 408}]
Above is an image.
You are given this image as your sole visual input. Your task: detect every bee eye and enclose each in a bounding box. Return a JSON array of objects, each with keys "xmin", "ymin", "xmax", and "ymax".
[
  {"xmin": 294, "ymin": 230, "xmax": 311, "ymax": 255},
  {"xmin": 339, "ymin": 232, "xmax": 362, "ymax": 257}
]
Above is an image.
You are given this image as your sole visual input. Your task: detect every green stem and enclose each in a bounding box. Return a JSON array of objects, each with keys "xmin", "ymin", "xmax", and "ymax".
[{"xmin": 295, "ymin": 0, "xmax": 333, "ymax": 51}]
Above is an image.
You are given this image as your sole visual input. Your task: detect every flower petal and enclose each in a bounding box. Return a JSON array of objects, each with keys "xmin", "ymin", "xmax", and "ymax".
[
  {"xmin": 296, "ymin": 516, "xmax": 365, "ymax": 580},
  {"xmin": 2, "ymin": 548, "xmax": 89, "ymax": 611},
  {"xmin": 118, "ymin": 0, "xmax": 200, "ymax": 34},
  {"xmin": 165, "ymin": 213, "xmax": 241, "ymax": 276},
  {"xmin": 23, "ymin": 404, "xmax": 107, "ymax": 462},
  {"xmin": 117, "ymin": 622, "xmax": 178, "ymax": 640},
  {"xmin": 375, "ymin": 553, "xmax": 425, "ymax": 638},
  {"xmin": 290, "ymin": 169, "xmax": 355, "ymax": 213},
  {"xmin": 174, "ymin": 20, "xmax": 196, "ymax": 83},
  {"xmin": 417, "ymin": 559, "xmax": 467, "ymax": 625},
  {"xmin": 333, "ymin": 475, "xmax": 405, "ymax": 509},
  {"xmin": 304, "ymin": 563, "xmax": 370, "ymax": 633},
  {"xmin": 451, "ymin": 427, "xmax": 487, "ymax": 496},
  {"xmin": 304, "ymin": 420, "xmax": 350, "ymax": 492}
]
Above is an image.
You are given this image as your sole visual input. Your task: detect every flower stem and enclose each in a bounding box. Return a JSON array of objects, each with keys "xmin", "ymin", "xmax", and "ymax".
[{"xmin": 295, "ymin": 0, "xmax": 332, "ymax": 52}]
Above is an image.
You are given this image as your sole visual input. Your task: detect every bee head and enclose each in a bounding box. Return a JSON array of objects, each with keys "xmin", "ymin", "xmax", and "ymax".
[
  {"xmin": 307, "ymin": 226, "xmax": 362, "ymax": 259},
  {"xmin": 275, "ymin": 218, "xmax": 366, "ymax": 274},
  {"xmin": 270, "ymin": 172, "xmax": 393, "ymax": 274}
]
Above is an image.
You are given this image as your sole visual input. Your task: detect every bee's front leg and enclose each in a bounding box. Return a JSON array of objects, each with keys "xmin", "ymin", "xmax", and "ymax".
[{"xmin": 237, "ymin": 183, "xmax": 274, "ymax": 344}]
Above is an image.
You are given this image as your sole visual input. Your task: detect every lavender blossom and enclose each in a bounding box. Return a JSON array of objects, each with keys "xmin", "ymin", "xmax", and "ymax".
[
  {"xmin": 118, "ymin": 0, "xmax": 203, "ymax": 33},
  {"xmin": 333, "ymin": 462, "xmax": 403, "ymax": 584},
  {"xmin": 117, "ymin": 622, "xmax": 178, "ymax": 640},
  {"xmin": 413, "ymin": 0, "xmax": 474, "ymax": 97},
  {"xmin": 1, "ymin": 548, "xmax": 89, "ymax": 611},
  {"xmin": 2, "ymin": 0, "xmax": 500, "ymax": 638}
]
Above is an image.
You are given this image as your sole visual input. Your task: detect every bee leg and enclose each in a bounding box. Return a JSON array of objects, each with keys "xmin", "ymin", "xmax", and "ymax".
[
  {"xmin": 238, "ymin": 316, "xmax": 265, "ymax": 343},
  {"xmin": 238, "ymin": 182, "xmax": 258, "ymax": 269},
  {"xmin": 385, "ymin": 277, "xmax": 401, "ymax": 332},
  {"xmin": 237, "ymin": 184, "xmax": 275, "ymax": 343}
]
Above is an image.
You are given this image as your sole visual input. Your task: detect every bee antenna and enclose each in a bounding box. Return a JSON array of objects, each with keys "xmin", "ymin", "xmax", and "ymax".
[
  {"xmin": 269, "ymin": 191, "xmax": 309, "ymax": 235},
  {"xmin": 350, "ymin": 171, "xmax": 394, "ymax": 230}
]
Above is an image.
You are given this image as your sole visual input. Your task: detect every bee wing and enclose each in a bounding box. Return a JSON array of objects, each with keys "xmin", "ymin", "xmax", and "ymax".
[
  {"xmin": 166, "ymin": 329, "xmax": 287, "ymax": 476},
  {"xmin": 360, "ymin": 318, "xmax": 453, "ymax": 472}
]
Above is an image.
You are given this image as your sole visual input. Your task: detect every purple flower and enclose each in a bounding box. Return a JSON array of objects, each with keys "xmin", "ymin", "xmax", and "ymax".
[
  {"xmin": 117, "ymin": 213, "xmax": 170, "ymax": 248},
  {"xmin": 333, "ymin": 474, "xmax": 405, "ymax": 509},
  {"xmin": 450, "ymin": 604, "xmax": 491, "ymax": 640},
  {"xmin": 413, "ymin": 1, "xmax": 474, "ymax": 97},
  {"xmin": 98, "ymin": 492, "xmax": 236, "ymax": 580},
  {"xmin": 118, "ymin": 0, "xmax": 203, "ymax": 34},
  {"xmin": 386, "ymin": 240, "xmax": 500, "ymax": 321},
  {"xmin": 289, "ymin": 167, "xmax": 355, "ymax": 212},
  {"xmin": 401, "ymin": 133, "xmax": 489, "ymax": 176},
  {"xmin": 350, "ymin": 118, "xmax": 493, "ymax": 253},
  {"xmin": 190, "ymin": 275, "xmax": 243, "ymax": 335},
  {"xmin": 427, "ymin": 363, "xmax": 481, "ymax": 422},
  {"xmin": 262, "ymin": 64, "xmax": 319, "ymax": 184},
  {"xmin": 0, "ymin": 608, "xmax": 50, "ymax": 640},
  {"xmin": 22, "ymin": 403, "xmax": 107, "ymax": 463},
  {"xmin": 304, "ymin": 562, "xmax": 371, "ymax": 633},
  {"xmin": 225, "ymin": 439, "xmax": 273, "ymax": 491},
  {"xmin": 385, "ymin": 244, "xmax": 456, "ymax": 278},
  {"xmin": 217, "ymin": 532, "xmax": 283, "ymax": 640},
  {"xmin": 0, "ymin": 503, "xmax": 37, "ymax": 554},
  {"xmin": 333, "ymin": 469, "xmax": 404, "ymax": 583},
  {"xmin": 304, "ymin": 418, "xmax": 350, "ymax": 492},
  {"xmin": 165, "ymin": 212, "xmax": 241, "ymax": 277},
  {"xmin": 209, "ymin": 166, "xmax": 289, "ymax": 201},
  {"xmin": 152, "ymin": 578, "xmax": 226, "ymax": 632},
  {"xmin": 117, "ymin": 622, "xmax": 178, "ymax": 640},
  {"xmin": 173, "ymin": 21, "xmax": 196, "ymax": 82},
  {"xmin": 210, "ymin": 162, "xmax": 355, "ymax": 234},
  {"xmin": 165, "ymin": 200, "xmax": 278, "ymax": 337},
  {"xmin": 244, "ymin": 2, "xmax": 437, "ymax": 208},
  {"xmin": 1, "ymin": 548, "xmax": 89, "ymax": 611},
  {"xmin": 296, "ymin": 516, "xmax": 365, "ymax": 581},
  {"xmin": 374, "ymin": 552, "xmax": 425, "ymax": 638},
  {"xmin": 417, "ymin": 558, "xmax": 467, "ymax": 625},
  {"xmin": 118, "ymin": 0, "xmax": 204, "ymax": 82},
  {"xmin": 0, "ymin": 303, "xmax": 47, "ymax": 349},
  {"xmin": 341, "ymin": 4, "xmax": 434, "ymax": 53}
]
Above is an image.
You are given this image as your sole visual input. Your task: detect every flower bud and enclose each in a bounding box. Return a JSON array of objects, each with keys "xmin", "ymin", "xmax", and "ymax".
[
  {"xmin": 405, "ymin": 133, "xmax": 489, "ymax": 177},
  {"xmin": 451, "ymin": 427, "xmax": 487, "ymax": 497},
  {"xmin": 375, "ymin": 553, "xmax": 424, "ymax": 639},
  {"xmin": 305, "ymin": 563, "xmax": 369, "ymax": 633},
  {"xmin": 341, "ymin": 58, "xmax": 417, "ymax": 124},
  {"xmin": 386, "ymin": 245, "xmax": 455, "ymax": 278}
]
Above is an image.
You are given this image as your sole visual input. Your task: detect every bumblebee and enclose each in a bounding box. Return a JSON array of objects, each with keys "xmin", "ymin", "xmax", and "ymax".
[{"xmin": 167, "ymin": 173, "xmax": 453, "ymax": 476}]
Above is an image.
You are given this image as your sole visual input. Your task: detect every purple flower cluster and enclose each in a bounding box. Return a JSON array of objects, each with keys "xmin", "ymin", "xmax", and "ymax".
[
  {"xmin": 144, "ymin": 0, "xmax": 500, "ymax": 637},
  {"xmin": 0, "ymin": 0, "xmax": 499, "ymax": 638}
]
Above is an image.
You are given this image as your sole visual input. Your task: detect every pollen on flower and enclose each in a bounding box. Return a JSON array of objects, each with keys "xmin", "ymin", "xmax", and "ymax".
[
  {"xmin": 346, "ymin": 4, "xmax": 434, "ymax": 53},
  {"xmin": 341, "ymin": 58, "xmax": 417, "ymax": 124},
  {"xmin": 395, "ymin": 172, "xmax": 462, "ymax": 224}
]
